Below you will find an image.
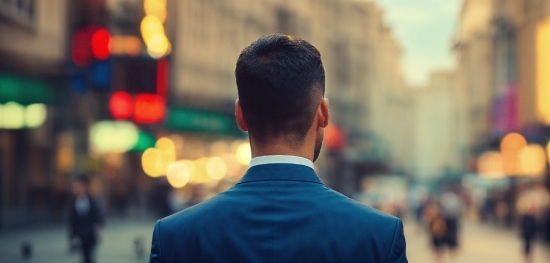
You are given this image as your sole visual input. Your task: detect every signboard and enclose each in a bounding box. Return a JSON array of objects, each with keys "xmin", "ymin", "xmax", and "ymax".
[
  {"xmin": 0, "ymin": 73, "xmax": 57, "ymax": 105},
  {"xmin": 166, "ymin": 107, "xmax": 245, "ymax": 137}
]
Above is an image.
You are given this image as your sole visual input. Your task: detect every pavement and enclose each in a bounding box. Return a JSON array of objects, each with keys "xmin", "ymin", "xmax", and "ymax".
[
  {"xmin": 1, "ymin": 217, "xmax": 550, "ymax": 263},
  {"xmin": 0, "ymin": 218, "xmax": 155, "ymax": 263},
  {"xmin": 404, "ymin": 220, "xmax": 550, "ymax": 263}
]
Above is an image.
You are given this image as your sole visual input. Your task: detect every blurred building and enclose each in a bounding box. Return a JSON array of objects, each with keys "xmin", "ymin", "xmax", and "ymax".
[
  {"xmin": 0, "ymin": 0, "xmax": 408, "ymax": 228},
  {"xmin": 0, "ymin": 0, "xmax": 71, "ymax": 227},
  {"xmin": 453, "ymin": 0, "xmax": 550, "ymax": 186},
  {"xmin": 410, "ymin": 71, "xmax": 464, "ymax": 180},
  {"xmin": 169, "ymin": 0, "xmax": 405, "ymax": 195}
]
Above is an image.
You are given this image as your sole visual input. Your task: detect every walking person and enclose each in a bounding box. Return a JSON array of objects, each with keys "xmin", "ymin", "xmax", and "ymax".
[
  {"xmin": 68, "ymin": 175, "xmax": 105, "ymax": 263},
  {"xmin": 440, "ymin": 191, "xmax": 463, "ymax": 259},
  {"xmin": 520, "ymin": 203, "xmax": 537, "ymax": 263},
  {"xmin": 149, "ymin": 34, "xmax": 407, "ymax": 262},
  {"xmin": 425, "ymin": 201, "xmax": 447, "ymax": 263}
]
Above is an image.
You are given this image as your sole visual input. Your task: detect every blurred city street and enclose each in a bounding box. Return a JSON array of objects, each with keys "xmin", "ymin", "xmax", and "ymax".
[
  {"xmin": 0, "ymin": 219, "xmax": 154, "ymax": 263},
  {"xmin": 2, "ymin": 0, "xmax": 550, "ymax": 262},
  {"xmin": 405, "ymin": 220, "xmax": 550, "ymax": 263},
  {"xmin": 1, "ymin": 217, "xmax": 550, "ymax": 263}
]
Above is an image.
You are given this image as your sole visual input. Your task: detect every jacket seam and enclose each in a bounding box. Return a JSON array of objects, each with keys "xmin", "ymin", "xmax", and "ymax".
[
  {"xmin": 157, "ymin": 220, "xmax": 164, "ymax": 263},
  {"xmin": 386, "ymin": 218, "xmax": 400, "ymax": 263},
  {"xmin": 236, "ymin": 179, "xmax": 324, "ymax": 185}
]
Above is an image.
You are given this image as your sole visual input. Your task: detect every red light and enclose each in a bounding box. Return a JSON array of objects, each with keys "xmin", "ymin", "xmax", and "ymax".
[
  {"xmin": 324, "ymin": 123, "xmax": 346, "ymax": 151},
  {"xmin": 109, "ymin": 91, "xmax": 133, "ymax": 120},
  {"xmin": 72, "ymin": 28, "xmax": 93, "ymax": 66},
  {"xmin": 92, "ymin": 28, "xmax": 111, "ymax": 60},
  {"xmin": 157, "ymin": 58, "xmax": 169, "ymax": 99},
  {"xmin": 134, "ymin": 93, "xmax": 165, "ymax": 124}
]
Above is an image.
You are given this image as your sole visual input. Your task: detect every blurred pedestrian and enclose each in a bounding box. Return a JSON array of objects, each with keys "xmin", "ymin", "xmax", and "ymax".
[
  {"xmin": 424, "ymin": 201, "xmax": 447, "ymax": 262},
  {"xmin": 67, "ymin": 175, "xmax": 105, "ymax": 263},
  {"xmin": 519, "ymin": 202, "xmax": 537, "ymax": 263},
  {"xmin": 517, "ymin": 185, "xmax": 545, "ymax": 263},
  {"xmin": 440, "ymin": 191, "xmax": 463, "ymax": 258},
  {"xmin": 151, "ymin": 177, "xmax": 172, "ymax": 218}
]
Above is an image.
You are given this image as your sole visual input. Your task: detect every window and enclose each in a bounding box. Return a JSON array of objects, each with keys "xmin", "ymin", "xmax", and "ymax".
[{"xmin": 0, "ymin": 0, "xmax": 36, "ymax": 28}]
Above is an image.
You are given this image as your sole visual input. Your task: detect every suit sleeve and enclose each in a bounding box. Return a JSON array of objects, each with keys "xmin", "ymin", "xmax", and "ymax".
[
  {"xmin": 149, "ymin": 220, "xmax": 164, "ymax": 263},
  {"xmin": 387, "ymin": 219, "xmax": 408, "ymax": 263},
  {"xmin": 91, "ymin": 197, "xmax": 106, "ymax": 228}
]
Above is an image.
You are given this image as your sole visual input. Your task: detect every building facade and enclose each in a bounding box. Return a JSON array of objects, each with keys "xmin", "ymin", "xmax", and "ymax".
[
  {"xmin": 168, "ymin": 0, "xmax": 405, "ymax": 194},
  {"xmin": 0, "ymin": 0, "xmax": 71, "ymax": 228}
]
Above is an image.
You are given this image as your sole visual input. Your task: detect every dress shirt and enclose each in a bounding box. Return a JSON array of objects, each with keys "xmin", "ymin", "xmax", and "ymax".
[
  {"xmin": 75, "ymin": 196, "xmax": 90, "ymax": 215},
  {"xmin": 248, "ymin": 155, "xmax": 314, "ymax": 170}
]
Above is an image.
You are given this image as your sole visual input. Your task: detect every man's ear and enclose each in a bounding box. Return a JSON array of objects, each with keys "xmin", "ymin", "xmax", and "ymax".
[
  {"xmin": 235, "ymin": 99, "xmax": 248, "ymax": 131},
  {"xmin": 318, "ymin": 98, "xmax": 329, "ymax": 128}
]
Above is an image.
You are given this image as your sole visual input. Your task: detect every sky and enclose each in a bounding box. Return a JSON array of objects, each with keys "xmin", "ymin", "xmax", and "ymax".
[{"xmin": 374, "ymin": 0, "xmax": 462, "ymax": 86}]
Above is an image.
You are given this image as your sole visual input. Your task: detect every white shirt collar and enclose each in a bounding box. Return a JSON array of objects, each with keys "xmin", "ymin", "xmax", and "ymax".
[{"xmin": 248, "ymin": 155, "xmax": 314, "ymax": 169}]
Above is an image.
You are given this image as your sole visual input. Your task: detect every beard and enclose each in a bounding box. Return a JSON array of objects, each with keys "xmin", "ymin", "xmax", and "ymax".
[{"xmin": 313, "ymin": 130, "xmax": 324, "ymax": 162}]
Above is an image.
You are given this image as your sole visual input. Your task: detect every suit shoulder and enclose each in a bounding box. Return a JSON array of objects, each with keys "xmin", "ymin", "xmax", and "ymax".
[
  {"xmin": 325, "ymin": 188, "xmax": 400, "ymax": 223},
  {"xmin": 158, "ymin": 192, "xmax": 228, "ymax": 228}
]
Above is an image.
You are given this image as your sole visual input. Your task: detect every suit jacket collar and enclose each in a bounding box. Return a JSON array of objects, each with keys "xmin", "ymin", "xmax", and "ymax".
[{"xmin": 237, "ymin": 163, "xmax": 323, "ymax": 184}]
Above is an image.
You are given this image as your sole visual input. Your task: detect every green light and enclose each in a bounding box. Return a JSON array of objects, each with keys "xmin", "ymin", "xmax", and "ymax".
[{"xmin": 130, "ymin": 131, "xmax": 157, "ymax": 152}]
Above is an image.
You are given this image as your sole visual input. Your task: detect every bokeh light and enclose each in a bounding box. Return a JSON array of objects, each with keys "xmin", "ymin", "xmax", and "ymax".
[
  {"xmin": 144, "ymin": 0, "xmax": 167, "ymax": 22},
  {"xmin": 190, "ymin": 158, "xmax": 212, "ymax": 184},
  {"xmin": 206, "ymin": 156, "xmax": 227, "ymax": 180},
  {"xmin": 500, "ymin": 132, "xmax": 527, "ymax": 152},
  {"xmin": 110, "ymin": 35, "xmax": 142, "ymax": 57},
  {"xmin": 519, "ymin": 144, "xmax": 546, "ymax": 177},
  {"xmin": 24, "ymin": 103, "xmax": 47, "ymax": 128},
  {"xmin": 157, "ymin": 137, "xmax": 176, "ymax": 172},
  {"xmin": 142, "ymin": 148, "xmax": 163, "ymax": 177},
  {"xmin": 210, "ymin": 141, "xmax": 230, "ymax": 155},
  {"xmin": 133, "ymin": 93, "xmax": 165, "ymax": 124},
  {"xmin": 500, "ymin": 132, "xmax": 527, "ymax": 175},
  {"xmin": 140, "ymin": 15, "xmax": 165, "ymax": 45},
  {"xmin": 109, "ymin": 91, "xmax": 133, "ymax": 120},
  {"xmin": 235, "ymin": 142, "xmax": 252, "ymax": 165},
  {"xmin": 477, "ymin": 151, "xmax": 504, "ymax": 178},
  {"xmin": 168, "ymin": 134, "xmax": 184, "ymax": 158},
  {"xmin": 90, "ymin": 121, "xmax": 139, "ymax": 153},
  {"xmin": 146, "ymin": 34, "xmax": 171, "ymax": 58},
  {"xmin": 131, "ymin": 131, "xmax": 157, "ymax": 152},
  {"xmin": 2, "ymin": 102, "xmax": 25, "ymax": 129},
  {"xmin": 166, "ymin": 161, "xmax": 192, "ymax": 188},
  {"xmin": 537, "ymin": 16, "xmax": 550, "ymax": 125},
  {"xmin": 91, "ymin": 28, "xmax": 111, "ymax": 60},
  {"xmin": 71, "ymin": 27, "xmax": 93, "ymax": 66}
]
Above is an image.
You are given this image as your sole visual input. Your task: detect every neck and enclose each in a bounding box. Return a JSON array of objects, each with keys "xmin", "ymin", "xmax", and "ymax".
[{"xmin": 251, "ymin": 139, "xmax": 314, "ymax": 161}]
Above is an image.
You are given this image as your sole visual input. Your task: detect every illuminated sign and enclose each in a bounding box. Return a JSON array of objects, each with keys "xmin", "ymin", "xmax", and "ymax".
[
  {"xmin": 166, "ymin": 107, "xmax": 244, "ymax": 136},
  {"xmin": 109, "ymin": 91, "xmax": 133, "ymax": 120},
  {"xmin": 108, "ymin": 92, "xmax": 165, "ymax": 124},
  {"xmin": 90, "ymin": 121, "xmax": 139, "ymax": 153},
  {"xmin": 91, "ymin": 28, "xmax": 111, "ymax": 60},
  {"xmin": 0, "ymin": 102, "xmax": 47, "ymax": 129},
  {"xmin": 0, "ymin": 73, "xmax": 56, "ymax": 105},
  {"xmin": 72, "ymin": 26, "xmax": 111, "ymax": 67},
  {"xmin": 134, "ymin": 93, "xmax": 165, "ymax": 124}
]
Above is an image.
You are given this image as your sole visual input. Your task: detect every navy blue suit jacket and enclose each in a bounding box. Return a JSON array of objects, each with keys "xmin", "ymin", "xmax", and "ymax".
[{"xmin": 150, "ymin": 163, "xmax": 407, "ymax": 263}]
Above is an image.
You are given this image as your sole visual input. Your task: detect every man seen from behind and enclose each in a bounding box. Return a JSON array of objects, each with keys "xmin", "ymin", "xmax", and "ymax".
[{"xmin": 149, "ymin": 33, "xmax": 407, "ymax": 263}]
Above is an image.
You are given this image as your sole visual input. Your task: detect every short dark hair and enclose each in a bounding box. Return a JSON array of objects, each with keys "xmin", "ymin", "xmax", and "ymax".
[{"xmin": 235, "ymin": 34, "xmax": 325, "ymax": 146}]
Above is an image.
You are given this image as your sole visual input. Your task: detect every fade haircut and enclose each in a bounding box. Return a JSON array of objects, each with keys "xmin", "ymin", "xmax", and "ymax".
[{"xmin": 235, "ymin": 34, "xmax": 325, "ymax": 147}]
